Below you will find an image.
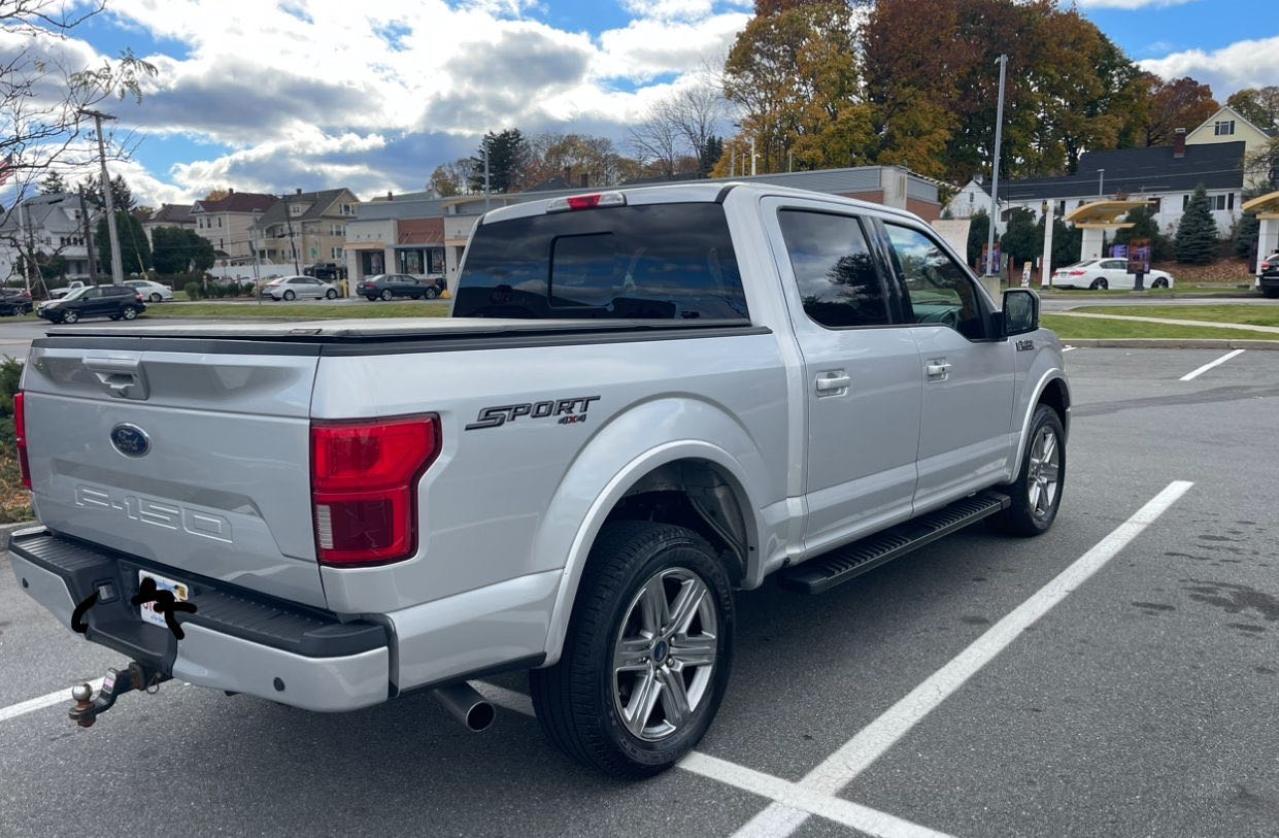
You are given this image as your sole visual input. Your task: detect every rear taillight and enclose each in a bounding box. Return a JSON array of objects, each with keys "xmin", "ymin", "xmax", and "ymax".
[
  {"xmin": 310, "ymin": 415, "xmax": 440, "ymax": 566},
  {"xmin": 14, "ymin": 391, "xmax": 30, "ymax": 490},
  {"xmin": 1068, "ymin": 270, "xmax": 1085, "ymax": 276}
]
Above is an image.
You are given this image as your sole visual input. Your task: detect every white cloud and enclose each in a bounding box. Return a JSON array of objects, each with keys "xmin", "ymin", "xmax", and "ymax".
[
  {"xmin": 5, "ymin": 0, "xmax": 753, "ymax": 203},
  {"xmin": 1140, "ymin": 35, "xmax": 1279, "ymax": 98}
]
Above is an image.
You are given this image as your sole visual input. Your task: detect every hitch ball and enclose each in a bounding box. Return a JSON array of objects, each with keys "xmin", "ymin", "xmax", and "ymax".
[{"xmin": 70, "ymin": 683, "xmax": 96, "ymax": 728}]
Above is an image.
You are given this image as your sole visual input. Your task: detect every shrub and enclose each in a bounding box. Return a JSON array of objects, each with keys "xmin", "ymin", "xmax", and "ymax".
[{"xmin": 184, "ymin": 281, "xmax": 203, "ymax": 301}]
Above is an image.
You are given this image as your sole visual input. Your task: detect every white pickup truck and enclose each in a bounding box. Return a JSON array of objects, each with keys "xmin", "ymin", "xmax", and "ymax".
[{"xmin": 11, "ymin": 183, "xmax": 1070, "ymax": 777}]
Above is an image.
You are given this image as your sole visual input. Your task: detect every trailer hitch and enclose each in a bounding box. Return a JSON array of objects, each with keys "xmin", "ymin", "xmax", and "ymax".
[{"xmin": 69, "ymin": 662, "xmax": 170, "ymax": 728}]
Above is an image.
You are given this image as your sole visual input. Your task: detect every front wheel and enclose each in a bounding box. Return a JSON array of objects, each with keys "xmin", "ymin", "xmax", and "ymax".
[
  {"xmin": 423, "ymin": 287, "xmax": 439, "ymax": 300},
  {"xmin": 1089, "ymin": 278, "xmax": 1108, "ymax": 291},
  {"xmin": 995, "ymin": 404, "xmax": 1066, "ymax": 536},
  {"xmin": 530, "ymin": 521, "xmax": 734, "ymax": 778},
  {"xmin": 325, "ymin": 289, "xmax": 338, "ymax": 299},
  {"xmin": 61, "ymin": 310, "xmax": 79, "ymax": 324},
  {"xmin": 283, "ymin": 290, "xmax": 296, "ymax": 301}
]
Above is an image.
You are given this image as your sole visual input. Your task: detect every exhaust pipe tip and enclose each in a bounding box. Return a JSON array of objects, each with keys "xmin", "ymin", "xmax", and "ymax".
[{"xmin": 433, "ymin": 682, "xmax": 495, "ymax": 732}]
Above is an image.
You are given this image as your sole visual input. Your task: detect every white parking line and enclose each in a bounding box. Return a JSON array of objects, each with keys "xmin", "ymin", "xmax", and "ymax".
[
  {"xmin": 0, "ymin": 678, "xmax": 103, "ymax": 724},
  {"xmin": 733, "ymin": 480, "xmax": 1194, "ymax": 838},
  {"xmin": 1180, "ymin": 349, "xmax": 1244, "ymax": 381}
]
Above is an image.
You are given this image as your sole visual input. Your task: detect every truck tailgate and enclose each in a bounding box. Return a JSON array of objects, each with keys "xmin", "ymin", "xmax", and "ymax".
[{"xmin": 22, "ymin": 342, "xmax": 327, "ymax": 608}]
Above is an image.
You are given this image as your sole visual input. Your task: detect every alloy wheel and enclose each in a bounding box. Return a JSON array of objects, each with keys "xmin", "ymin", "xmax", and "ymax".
[
  {"xmin": 1026, "ymin": 425, "xmax": 1061, "ymax": 520},
  {"xmin": 612, "ymin": 567, "xmax": 718, "ymax": 742}
]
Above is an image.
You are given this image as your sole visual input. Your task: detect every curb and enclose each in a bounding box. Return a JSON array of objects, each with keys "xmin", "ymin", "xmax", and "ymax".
[{"xmin": 1063, "ymin": 339, "xmax": 1279, "ymax": 351}]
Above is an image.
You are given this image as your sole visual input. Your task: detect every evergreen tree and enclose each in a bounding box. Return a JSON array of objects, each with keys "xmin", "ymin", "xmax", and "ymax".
[
  {"xmin": 152, "ymin": 227, "xmax": 215, "ymax": 275},
  {"xmin": 1174, "ymin": 185, "xmax": 1218, "ymax": 265},
  {"xmin": 82, "ymin": 174, "xmax": 136, "ymax": 212},
  {"xmin": 1000, "ymin": 207, "xmax": 1038, "ymax": 265},
  {"xmin": 468, "ymin": 129, "xmax": 528, "ymax": 193},
  {"xmin": 966, "ymin": 210, "xmax": 989, "ymax": 268},
  {"xmin": 700, "ymin": 136, "xmax": 723, "ymax": 177},
  {"xmin": 96, "ymin": 211, "xmax": 151, "ymax": 274},
  {"xmin": 39, "ymin": 171, "xmax": 66, "ymax": 194}
]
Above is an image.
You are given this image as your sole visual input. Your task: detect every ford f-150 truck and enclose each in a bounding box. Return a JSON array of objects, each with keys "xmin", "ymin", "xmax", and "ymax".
[{"xmin": 10, "ymin": 183, "xmax": 1070, "ymax": 777}]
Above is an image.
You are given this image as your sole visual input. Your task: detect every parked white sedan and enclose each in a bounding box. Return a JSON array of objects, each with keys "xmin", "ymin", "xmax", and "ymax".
[
  {"xmin": 1051, "ymin": 258, "xmax": 1175, "ymax": 291},
  {"xmin": 260, "ymin": 275, "xmax": 340, "ymax": 301},
  {"xmin": 123, "ymin": 279, "xmax": 174, "ymax": 302}
]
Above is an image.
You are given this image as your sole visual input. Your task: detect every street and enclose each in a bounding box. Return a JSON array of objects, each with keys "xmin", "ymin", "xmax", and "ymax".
[{"xmin": 2, "ymin": 345, "xmax": 1276, "ymax": 837}]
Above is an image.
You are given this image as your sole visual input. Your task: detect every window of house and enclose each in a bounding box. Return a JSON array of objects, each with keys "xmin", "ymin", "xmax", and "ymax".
[
  {"xmin": 1183, "ymin": 194, "xmax": 1190, "ymax": 210},
  {"xmin": 1211, "ymin": 194, "xmax": 1228, "ymax": 211},
  {"xmin": 331, "ymin": 246, "xmax": 343, "ymax": 260},
  {"xmin": 428, "ymin": 247, "xmax": 444, "ymax": 274},
  {"xmin": 1057, "ymin": 200, "xmax": 1067, "ymax": 217},
  {"xmin": 1214, "ymin": 120, "xmax": 1235, "ymax": 136},
  {"xmin": 777, "ymin": 209, "xmax": 889, "ymax": 329},
  {"xmin": 1227, "ymin": 193, "xmax": 1235, "ymax": 210},
  {"xmin": 217, "ymin": 217, "xmax": 223, "ymax": 227},
  {"xmin": 1149, "ymin": 197, "xmax": 1161, "ymax": 214},
  {"xmin": 883, "ymin": 223, "xmax": 986, "ymax": 341}
]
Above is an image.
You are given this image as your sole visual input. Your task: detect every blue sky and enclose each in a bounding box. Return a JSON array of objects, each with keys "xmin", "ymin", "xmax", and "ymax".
[{"xmin": 11, "ymin": 0, "xmax": 1277, "ymax": 206}]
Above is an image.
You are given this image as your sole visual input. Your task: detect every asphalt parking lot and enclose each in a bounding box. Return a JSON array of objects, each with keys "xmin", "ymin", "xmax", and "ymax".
[{"xmin": 2, "ymin": 345, "xmax": 1277, "ymax": 838}]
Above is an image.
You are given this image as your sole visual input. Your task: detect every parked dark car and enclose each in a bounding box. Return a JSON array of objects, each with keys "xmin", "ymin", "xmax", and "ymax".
[
  {"xmin": 304, "ymin": 262, "xmax": 347, "ymax": 281},
  {"xmin": 36, "ymin": 284, "xmax": 146, "ymax": 324},
  {"xmin": 1260, "ymin": 251, "xmax": 1279, "ymax": 299},
  {"xmin": 0, "ymin": 288, "xmax": 33, "ymax": 316},
  {"xmin": 361, "ymin": 273, "xmax": 445, "ymax": 301}
]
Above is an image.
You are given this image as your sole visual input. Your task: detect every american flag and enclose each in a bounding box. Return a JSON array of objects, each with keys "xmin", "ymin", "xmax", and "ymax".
[{"xmin": 0, "ymin": 154, "xmax": 13, "ymax": 187}]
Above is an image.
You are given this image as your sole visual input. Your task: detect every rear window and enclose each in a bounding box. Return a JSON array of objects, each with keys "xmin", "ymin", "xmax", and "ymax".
[{"xmin": 453, "ymin": 202, "xmax": 747, "ymax": 320}]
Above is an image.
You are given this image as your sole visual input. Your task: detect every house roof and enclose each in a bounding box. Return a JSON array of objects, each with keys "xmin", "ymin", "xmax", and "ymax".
[
  {"xmin": 193, "ymin": 192, "xmax": 278, "ymax": 214},
  {"xmin": 1001, "ymin": 141, "xmax": 1246, "ymax": 201},
  {"xmin": 1192, "ymin": 104, "xmax": 1278, "ymax": 139},
  {"xmin": 254, "ymin": 189, "xmax": 351, "ymax": 231},
  {"xmin": 147, "ymin": 203, "xmax": 194, "ymax": 224},
  {"xmin": 0, "ymin": 192, "xmax": 86, "ymax": 235}
]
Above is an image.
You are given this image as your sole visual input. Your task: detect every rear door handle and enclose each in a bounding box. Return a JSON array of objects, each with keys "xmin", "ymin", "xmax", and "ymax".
[
  {"xmin": 926, "ymin": 361, "xmax": 952, "ymax": 380},
  {"xmin": 815, "ymin": 371, "xmax": 850, "ymax": 396}
]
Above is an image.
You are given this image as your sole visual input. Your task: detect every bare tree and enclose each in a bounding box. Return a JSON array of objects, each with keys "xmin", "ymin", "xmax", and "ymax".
[
  {"xmin": 665, "ymin": 83, "xmax": 726, "ymax": 175},
  {"xmin": 629, "ymin": 102, "xmax": 683, "ymax": 179},
  {"xmin": 2, "ymin": 0, "xmax": 157, "ymax": 287}
]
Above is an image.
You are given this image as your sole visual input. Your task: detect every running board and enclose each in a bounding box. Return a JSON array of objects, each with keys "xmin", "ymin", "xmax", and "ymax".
[{"xmin": 778, "ymin": 491, "xmax": 1012, "ymax": 594}]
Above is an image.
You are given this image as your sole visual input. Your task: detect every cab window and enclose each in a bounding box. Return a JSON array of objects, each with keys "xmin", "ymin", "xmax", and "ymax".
[{"xmin": 883, "ymin": 224, "xmax": 986, "ymax": 340}]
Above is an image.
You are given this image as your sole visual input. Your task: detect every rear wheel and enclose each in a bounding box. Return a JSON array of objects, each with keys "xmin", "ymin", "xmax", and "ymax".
[
  {"xmin": 121, "ymin": 306, "xmax": 138, "ymax": 320},
  {"xmin": 150, "ymin": 292, "xmax": 163, "ymax": 303},
  {"xmin": 995, "ymin": 404, "xmax": 1065, "ymax": 536},
  {"xmin": 381, "ymin": 288, "xmax": 393, "ymax": 301},
  {"xmin": 1089, "ymin": 278, "xmax": 1108, "ymax": 290},
  {"xmin": 1150, "ymin": 277, "xmax": 1169, "ymax": 290},
  {"xmin": 424, "ymin": 287, "xmax": 439, "ymax": 300},
  {"xmin": 530, "ymin": 521, "xmax": 734, "ymax": 778}
]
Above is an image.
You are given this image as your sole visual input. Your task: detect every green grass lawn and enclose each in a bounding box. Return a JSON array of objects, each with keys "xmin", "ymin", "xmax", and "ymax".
[
  {"xmin": 144, "ymin": 301, "xmax": 451, "ymax": 320},
  {"xmin": 1041, "ymin": 314, "xmax": 1279, "ymax": 341},
  {"xmin": 1080, "ymin": 306, "xmax": 1279, "ymax": 328}
]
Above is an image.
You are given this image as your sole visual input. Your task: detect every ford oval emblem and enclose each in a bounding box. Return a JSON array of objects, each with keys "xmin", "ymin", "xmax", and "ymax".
[{"xmin": 110, "ymin": 423, "xmax": 150, "ymax": 457}]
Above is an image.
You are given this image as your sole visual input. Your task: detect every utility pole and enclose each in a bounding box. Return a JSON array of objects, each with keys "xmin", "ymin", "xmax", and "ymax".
[
  {"xmin": 730, "ymin": 145, "xmax": 736, "ymax": 177},
  {"xmin": 80, "ymin": 109, "xmax": 123, "ymax": 284},
  {"xmin": 985, "ymin": 54, "xmax": 1008, "ymax": 278},
  {"xmin": 750, "ymin": 136, "xmax": 757, "ymax": 177},
  {"xmin": 283, "ymin": 197, "xmax": 300, "ymax": 274},
  {"xmin": 77, "ymin": 186, "xmax": 98, "ymax": 284},
  {"xmin": 17, "ymin": 197, "xmax": 34, "ymax": 296},
  {"xmin": 1041, "ymin": 200, "xmax": 1055, "ymax": 288}
]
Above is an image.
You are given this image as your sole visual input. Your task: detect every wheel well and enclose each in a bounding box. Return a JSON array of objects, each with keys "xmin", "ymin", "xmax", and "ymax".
[
  {"xmin": 1038, "ymin": 377, "xmax": 1070, "ymax": 434},
  {"xmin": 602, "ymin": 459, "xmax": 751, "ymax": 585}
]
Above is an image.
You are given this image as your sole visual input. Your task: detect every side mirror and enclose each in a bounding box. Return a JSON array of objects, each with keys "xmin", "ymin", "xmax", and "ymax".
[{"xmin": 1002, "ymin": 289, "xmax": 1039, "ymax": 337}]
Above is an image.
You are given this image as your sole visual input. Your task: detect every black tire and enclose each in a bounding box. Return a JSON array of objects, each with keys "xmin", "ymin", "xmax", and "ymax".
[
  {"xmin": 283, "ymin": 290, "xmax": 296, "ymax": 301},
  {"xmin": 381, "ymin": 288, "xmax": 393, "ymax": 301},
  {"xmin": 150, "ymin": 292, "xmax": 163, "ymax": 303},
  {"xmin": 1089, "ymin": 278, "xmax": 1108, "ymax": 290},
  {"xmin": 62, "ymin": 310, "xmax": 79, "ymax": 324},
  {"xmin": 1150, "ymin": 278, "xmax": 1169, "ymax": 290},
  {"xmin": 325, "ymin": 289, "xmax": 338, "ymax": 299},
  {"xmin": 424, "ymin": 287, "xmax": 439, "ymax": 300},
  {"xmin": 995, "ymin": 404, "xmax": 1066, "ymax": 536},
  {"xmin": 529, "ymin": 521, "xmax": 734, "ymax": 778},
  {"xmin": 121, "ymin": 306, "xmax": 138, "ymax": 320}
]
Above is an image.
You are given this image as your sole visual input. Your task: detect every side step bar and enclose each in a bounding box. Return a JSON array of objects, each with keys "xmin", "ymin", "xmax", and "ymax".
[{"xmin": 778, "ymin": 491, "xmax": 1012, "ymax": 594}]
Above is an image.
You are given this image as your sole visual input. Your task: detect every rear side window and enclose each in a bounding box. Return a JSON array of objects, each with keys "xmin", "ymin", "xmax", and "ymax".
[
  {"xmin": 777, "ymin": 210, "xmax": 888, "ymax": 329},
  {"xmin": 454, "ymin": 203, "xmax": 747, "ymax": 320}
]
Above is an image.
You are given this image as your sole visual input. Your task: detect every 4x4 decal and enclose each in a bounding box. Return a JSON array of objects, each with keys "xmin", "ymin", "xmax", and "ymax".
[{"xmin": 465, "ymin": 396, "xmax": 600, "ymax": 430}]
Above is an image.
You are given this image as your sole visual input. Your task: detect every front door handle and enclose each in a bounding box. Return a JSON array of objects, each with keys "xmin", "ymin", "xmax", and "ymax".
[
  {"xmin": 815, "ymin": 371, "xmax": 850, "ymax": 396},
  {"xmin": 926, "ymin": 361, "xmax": 952, "ymax": 380}
]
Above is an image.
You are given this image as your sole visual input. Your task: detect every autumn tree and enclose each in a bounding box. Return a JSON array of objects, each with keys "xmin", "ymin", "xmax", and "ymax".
[
  {"xmin": 528, "ymin": 133, "xmax": 628, "ymax": 188},
  {"xmin": 1138, "ymin": 76, "xmax": 1218, "ymax": 147},
  {"xmin": 1226, "ymin": 86, "xmax": 1279, "ymax": 130},
  {"xmin": 428, "ymin": 159, "xmax": 473, "ymax": 197},
  {"xmin": 724, "ymin": 2, "xmax": 873, "ymax": 174}
]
